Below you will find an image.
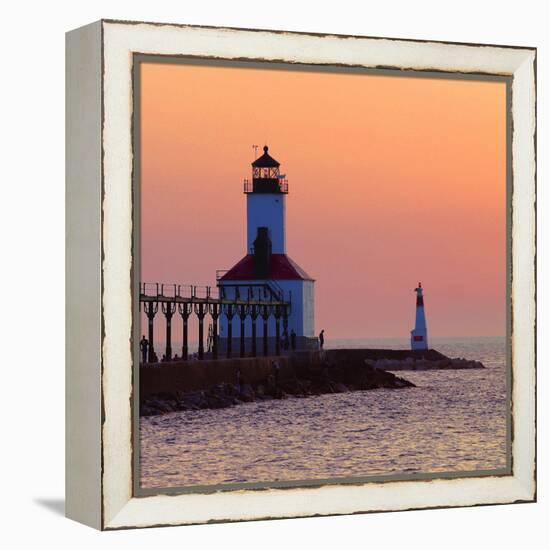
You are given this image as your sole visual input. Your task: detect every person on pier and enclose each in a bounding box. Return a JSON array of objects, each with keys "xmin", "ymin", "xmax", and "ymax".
[
  {"xmin": 319, "ymin": 329, "xmax": 325, "ymax": 350},
  {"xmin": 290, "ymin": 329, "xmax": 297, "ymax": 351},
  {"xmin": 236, "ymin": 368, "xmax": 242, "ymax": 394},
  {"xmin": 140, "ymin": 335, "xmax": 149, "ymax": 364},
  {"xmin": 283, "ymin": 328, "xmax": 290, "ymax": 350},
  {"xmin": 272, "ymin": 360, "xmax": 280, "ymax": 385}
]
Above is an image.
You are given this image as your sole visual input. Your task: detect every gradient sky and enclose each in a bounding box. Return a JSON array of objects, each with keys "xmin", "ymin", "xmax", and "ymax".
[{"xmin": 140, "ymin": 60, "xmax": 507, "ymax": 340}]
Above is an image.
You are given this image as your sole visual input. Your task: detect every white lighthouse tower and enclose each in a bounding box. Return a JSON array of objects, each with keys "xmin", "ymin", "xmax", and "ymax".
[
  {"xmin": 217, "ymin": 146, "xmax": 316, "ymax": 353},
  {"xmin": 410, "ymin": 282, "xmax": 428, "ymax": 350},
  {"xmin": 246, "ymin": 145, "xmax": 286, "ymax": 254}
]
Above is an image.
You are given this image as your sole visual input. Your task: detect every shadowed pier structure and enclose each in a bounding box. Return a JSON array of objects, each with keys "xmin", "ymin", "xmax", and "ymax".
[{"xmin": 140, "ymin": 282, "xmax": 291, "ymax": 362}]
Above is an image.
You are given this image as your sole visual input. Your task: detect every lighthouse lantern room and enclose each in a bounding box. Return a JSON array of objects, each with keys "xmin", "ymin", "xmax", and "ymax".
[{"xmin": 218, "ymin": 146, "xmax": 316, "ymax": 353}]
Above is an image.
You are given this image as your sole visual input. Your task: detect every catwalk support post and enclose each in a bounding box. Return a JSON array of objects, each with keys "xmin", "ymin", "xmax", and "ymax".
[
  {"xmin": 209, "ymin": 302, "xmax": 220, "ymax": 360},
  {"xmin": 274, "ymin": 305, "xmax": 281, "ymax": 356},
  {"xmin": 178, "ymin": 302, "xmax": 192, "ymax": 360},
  {"xmin": 161, "ymin": 300, "xmax": 177, "ymax": 360},
  {"xmin": 261, "ymin": 305, "xmax": 270, "ymax": 357},
  {"xmin": 143, "ymin": 300, "xmax": 158, "ymax": 363},
  {"xmin": 250, "ymin": 304, "xmax": 259, "ymax": 357},
  {"xmin": 194, "ymin": 301, "xmax": 207, "ymax": 360},
  {"xmin": 224, "ymin": 304, "xmax": 235, "ymax": 359}
]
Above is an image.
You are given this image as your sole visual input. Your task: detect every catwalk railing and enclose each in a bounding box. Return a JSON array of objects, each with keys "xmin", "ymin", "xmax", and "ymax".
[{"xmin": 139, "ymin": 282, "xmax": 291, "ymax": 362}]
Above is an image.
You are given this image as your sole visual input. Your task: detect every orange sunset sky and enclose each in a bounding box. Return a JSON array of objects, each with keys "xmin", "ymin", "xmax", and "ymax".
[{"xmin": 140, "ymin": 60, "xmax": 507, "ymax": 340}]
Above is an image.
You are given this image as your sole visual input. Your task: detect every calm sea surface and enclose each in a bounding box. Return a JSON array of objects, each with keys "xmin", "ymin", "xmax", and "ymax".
[{"xmin": 140, "ymin": 337, "xmax": 509, "ymax": 489}]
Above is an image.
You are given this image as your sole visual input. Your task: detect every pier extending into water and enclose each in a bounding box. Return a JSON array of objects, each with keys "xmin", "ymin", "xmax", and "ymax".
[
  {"xmin": 140, "ymin": 282, "xmax": 291, "ymax": 362},
  {"xmin": 139, "ymin": 347, "xmax": 485, "ymax": 417}
]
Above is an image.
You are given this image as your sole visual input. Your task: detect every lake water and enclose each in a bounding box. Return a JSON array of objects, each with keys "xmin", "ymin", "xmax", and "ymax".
[{"xmin": 139, "ymin": 337, "xmax": 509, "ymax": 489}]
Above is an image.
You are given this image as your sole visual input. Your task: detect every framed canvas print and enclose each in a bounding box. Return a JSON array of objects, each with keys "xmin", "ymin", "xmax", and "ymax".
[{"xmin": 66, "ymin": 19, "xmax": 536, "ymax": 530}]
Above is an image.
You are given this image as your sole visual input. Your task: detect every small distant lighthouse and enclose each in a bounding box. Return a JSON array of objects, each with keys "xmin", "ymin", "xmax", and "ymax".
[{"xmin": 411, "ymin": 282, "xmax": 428, "ymax": 350}]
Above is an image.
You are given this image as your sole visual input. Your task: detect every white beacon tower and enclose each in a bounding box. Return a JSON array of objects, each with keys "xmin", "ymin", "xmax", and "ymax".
[
  {"xmin": 411, "ymin": 282, "xmax": 428, "ymax": 350},
  {"xmin": 246, "ymin": 145, "xmax": 286, "ymax": 254}
]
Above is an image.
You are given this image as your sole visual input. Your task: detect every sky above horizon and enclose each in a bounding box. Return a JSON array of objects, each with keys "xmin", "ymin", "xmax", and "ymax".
[{"xmin": 140, "ymin": 61, "xmax": 507, "ymax": 340}]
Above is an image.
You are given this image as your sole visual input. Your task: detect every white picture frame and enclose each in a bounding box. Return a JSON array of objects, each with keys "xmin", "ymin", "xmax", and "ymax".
[{"xmin": 66, "ymin": 19, "xmax": 536, "ymax": 530}]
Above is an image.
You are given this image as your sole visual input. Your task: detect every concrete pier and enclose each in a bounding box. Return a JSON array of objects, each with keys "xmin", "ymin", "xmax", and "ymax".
[{"xmin": 141, "ymin": 355, "xmax": 295, "ymax": 399}]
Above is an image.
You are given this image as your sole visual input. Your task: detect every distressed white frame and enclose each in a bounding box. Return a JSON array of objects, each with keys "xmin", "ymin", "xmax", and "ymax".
[{"xmin": 66, "ymin": 19, "xmax": 536, "ymax": 530}]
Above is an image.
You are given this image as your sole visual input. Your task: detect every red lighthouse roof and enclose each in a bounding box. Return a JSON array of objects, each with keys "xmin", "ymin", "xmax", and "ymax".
[{"xmin": 219, "ymin": 254, "xmax": 314, "ymax": 281}]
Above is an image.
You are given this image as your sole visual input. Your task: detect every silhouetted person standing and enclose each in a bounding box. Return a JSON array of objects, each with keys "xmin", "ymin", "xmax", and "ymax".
[
  {"xmin": 272, "ymin": 360, "xmax": 280, "ymax": 385},
  {"xmin": 290, "ymin": 329, "xmax": 297, "ymax": 351},
  {"xmin": 319, "ymin": 329, "xmax": 325, "ymax": 349},
  {"xmin": 140, "ymin": 335, "xmax": 149, "ymax": 364},
  {"xmin": 283, "ymin": 328, "xmax": 289, "ymax": 350},
  {"xmin": 236, "ymin": 368, "xmax": 242, "ymax": 394}
]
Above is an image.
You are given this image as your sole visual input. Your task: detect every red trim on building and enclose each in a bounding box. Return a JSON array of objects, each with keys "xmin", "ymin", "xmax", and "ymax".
[{"xmin": 219, "ymin": 254, "xmax": 314, "ymax": 281}]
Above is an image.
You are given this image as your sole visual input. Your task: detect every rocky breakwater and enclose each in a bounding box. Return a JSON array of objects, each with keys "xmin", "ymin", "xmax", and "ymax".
[
  {"xmin": 321, "ymin": 349, "xmax": 484, "ymax": 372},
  {"xmin": 367, "ymin": 356, "xmax": 485, "ymax": 371},
  {"xmin": 140, "ymin": 354, "xmax": 414, "ymax": 417}
]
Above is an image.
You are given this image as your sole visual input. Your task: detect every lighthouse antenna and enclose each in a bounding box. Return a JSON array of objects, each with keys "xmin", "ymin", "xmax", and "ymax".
[{"xmin": 252, "ymin": 144, "xmax": 258, "ymax": 160}]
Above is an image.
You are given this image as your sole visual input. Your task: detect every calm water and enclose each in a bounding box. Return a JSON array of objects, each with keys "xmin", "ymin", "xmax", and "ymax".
[{"xmin": 140, "ymin": 337, "xmax": 509, "ymax": 489}]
